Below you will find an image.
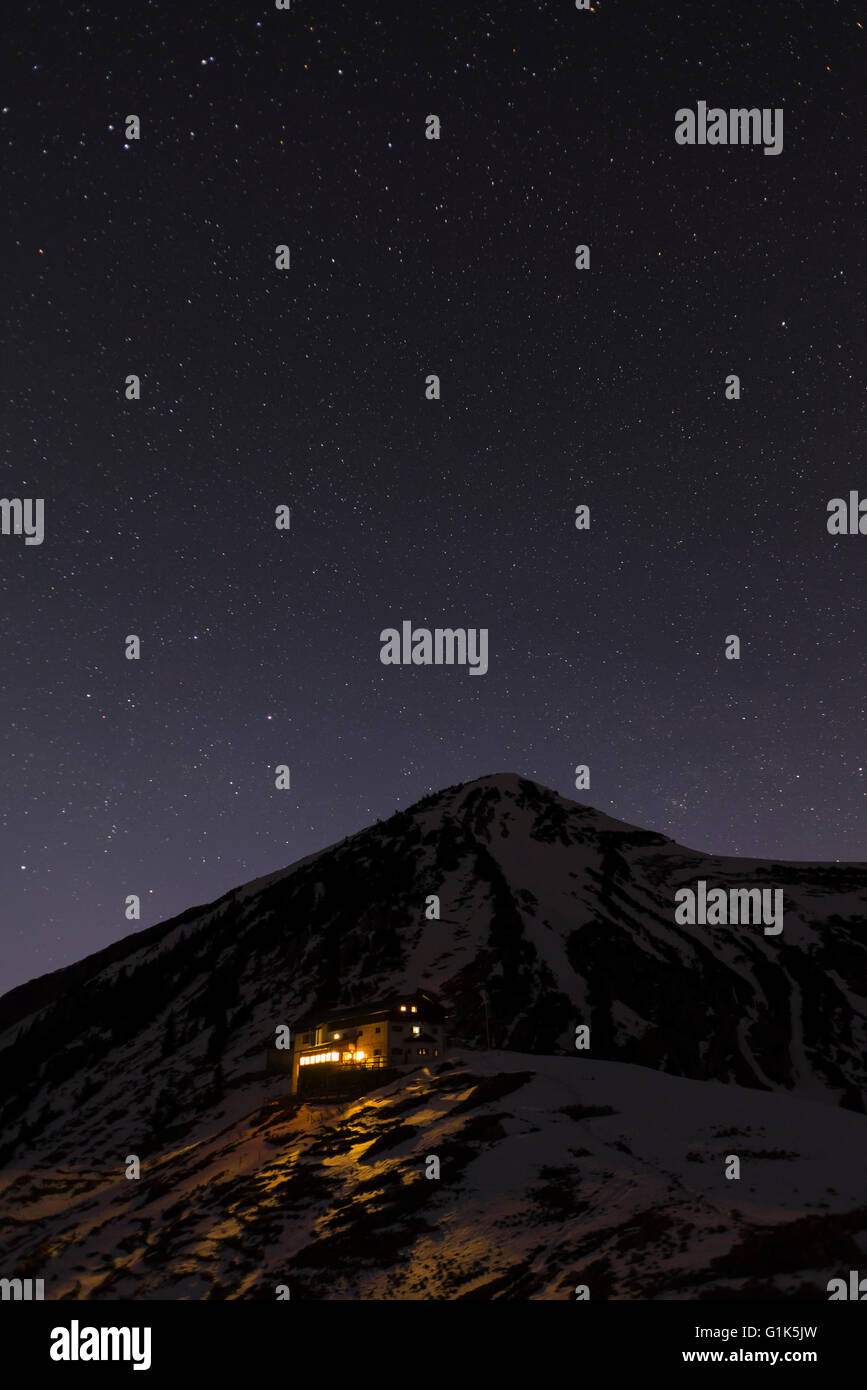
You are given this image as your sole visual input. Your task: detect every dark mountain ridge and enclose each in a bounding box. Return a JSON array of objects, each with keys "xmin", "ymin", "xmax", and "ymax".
[{"xmin": 1, "ymin": 773, "xmax": 865, "ymax": 1176}]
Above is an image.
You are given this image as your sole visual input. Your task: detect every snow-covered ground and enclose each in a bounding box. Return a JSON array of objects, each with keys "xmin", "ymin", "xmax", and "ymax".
[{"xmin": 2, "ymin": 1050, "xmax": 866, "ymax": 1300}]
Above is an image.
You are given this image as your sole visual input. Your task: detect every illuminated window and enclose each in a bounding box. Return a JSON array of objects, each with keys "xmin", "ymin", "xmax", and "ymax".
[
  {"xmin": 411, "ymin": 1006, "xmax": 417, "ymax": 1013},
  {"xmin": 412, "ymin": 1026, "xmax": 420, "ymax": 1035},
  {"xmin": 400, "ymin": 1006, "xmax": 407, "ymax": 1012}
]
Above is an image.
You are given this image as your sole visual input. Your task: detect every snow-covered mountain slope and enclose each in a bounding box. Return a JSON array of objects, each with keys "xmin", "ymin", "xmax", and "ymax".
[
  {"xmin": 2, "ymin": 1051, "xmax": 866, "ymax": 1300},
  {"xmin": 1, "ymin": 772, "xmax": 865, "ymax": 1183}
]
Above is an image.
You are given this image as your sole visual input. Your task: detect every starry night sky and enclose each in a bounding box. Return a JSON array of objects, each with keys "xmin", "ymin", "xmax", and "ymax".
[{"xmin": 3, "ymin": 0, "xmax": 865, "ymax": 991}]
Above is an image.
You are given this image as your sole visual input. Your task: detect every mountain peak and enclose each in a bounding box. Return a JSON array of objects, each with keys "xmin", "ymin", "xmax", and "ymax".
[{"xmin": 1, "ymin": 772, "xmax": 866, "ymax": 1188}]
